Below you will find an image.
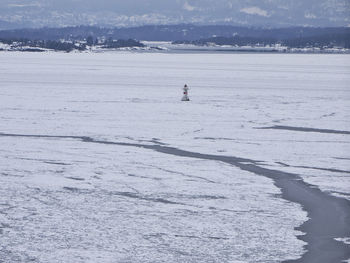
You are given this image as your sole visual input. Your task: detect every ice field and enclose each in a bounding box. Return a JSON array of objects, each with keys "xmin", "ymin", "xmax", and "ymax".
[{"xmin": 0, "ymin": 52, "xmax": 349, "ymax": 263}]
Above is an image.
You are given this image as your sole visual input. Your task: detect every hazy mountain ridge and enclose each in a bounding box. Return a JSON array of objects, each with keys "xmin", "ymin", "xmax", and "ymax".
[{"xmin": 0, "ymin": 0, "xmax": 349, "ymax": 30}]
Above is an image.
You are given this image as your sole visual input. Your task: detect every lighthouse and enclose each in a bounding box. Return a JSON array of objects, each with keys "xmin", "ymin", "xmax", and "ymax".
[{"xmin": 182, "ymin": 84, "xmax": 190, "ymax": 101}]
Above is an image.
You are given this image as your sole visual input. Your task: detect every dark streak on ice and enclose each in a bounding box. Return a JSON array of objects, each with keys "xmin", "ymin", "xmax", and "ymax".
[
  {"xmin": 17, "ymin": 157, "xmax": 71, "ymax": 166},
  {"xmin": 62, "ymin": 186, "xmax": 185, "ymax": 206},
  {"xmin": 333, "ymin": 157, "xmax": 350, "ymax": 161},
  {"xmin": 63, "ymin": 187, "xmax": 84, "ymax": 192},
  {"xmin": 174, "ymin": 234, "xmax": 230, "ymax": 240},
  {"xmin": 111, "ymin": 191, "xmax": 182, "ymax": 205},
  {"xmin": 0, "ymin": 132, "xmax": 349, "ymax": 263},
  {"xmin": 146, "ymin": 164, "xmax": 216, "ymax": 183},
  {"xmin": 66, "ymin": 176, "xmax": 85, "ymax": 181},
  {"xmin": 257, "ymin": 125, "xmax": 350, "ymax": 135},
  {"xmin": 276, "ymin": 162, "xmax": 350, "ymax": 174},
  {"xmin": 44, "ymin": 161, "xmax": 71, "ymax": 166},
  {"xmin": 194, "ymin": 137, "xmax": 261, "ymax": 145},
  {"xmin": 127, "ymin": 173, "xmax": 162, "ymax": 181}
]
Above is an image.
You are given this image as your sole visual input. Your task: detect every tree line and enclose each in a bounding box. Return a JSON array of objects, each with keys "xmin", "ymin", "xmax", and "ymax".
[
  {"xmin": 0, "ymin": 25, "xmax": 349, "ymax": 42},
  {"xmin": 0, "ymin": 37, "xmax": 144, "ymax": 52},
  {"xmin": 173, "ymin": 33, "xmax": 350, "ymax": 49}
]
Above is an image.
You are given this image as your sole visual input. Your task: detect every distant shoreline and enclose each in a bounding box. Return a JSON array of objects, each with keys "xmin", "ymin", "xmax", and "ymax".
[
  {"xmin": 1, "ymin": 45, "xmax": 350, "ymax": 54},
  {"xmin": 1, "ymin": 25, "xmax": 349, "ymax": 54}
]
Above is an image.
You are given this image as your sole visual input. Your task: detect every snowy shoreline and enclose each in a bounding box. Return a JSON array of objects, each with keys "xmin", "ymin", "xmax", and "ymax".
[{"xmin": 1, "ymin": 41, "xmax": 350, "ymax": 54}]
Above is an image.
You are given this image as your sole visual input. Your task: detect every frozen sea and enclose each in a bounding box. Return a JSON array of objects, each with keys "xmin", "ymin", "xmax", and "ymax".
[{"xmin": 0, "ymin": 52, "xmax": 349, "ymax": 263}]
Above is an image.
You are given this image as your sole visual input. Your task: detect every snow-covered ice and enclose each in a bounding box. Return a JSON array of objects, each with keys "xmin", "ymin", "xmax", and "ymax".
[{"xmin": 0, "ymin": 52, "xmax": 349, "ymax": 262}]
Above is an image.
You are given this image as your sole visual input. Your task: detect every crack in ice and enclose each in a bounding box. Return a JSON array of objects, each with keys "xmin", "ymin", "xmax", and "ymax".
[
  {"xmin": 1, "ymin": 132, "xmax": 350, "ymax": 263},
  {"xmin": 257, "ymin": 125, "xmax": 350, "ymax": 135}
]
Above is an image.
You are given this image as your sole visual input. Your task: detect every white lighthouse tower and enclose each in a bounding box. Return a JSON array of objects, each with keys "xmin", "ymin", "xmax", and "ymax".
[{"xmin": 182, "ymin": 84, "xmax": 190, "ymax": 101}]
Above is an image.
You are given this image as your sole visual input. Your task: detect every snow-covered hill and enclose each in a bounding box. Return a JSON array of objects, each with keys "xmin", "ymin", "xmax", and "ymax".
[{"xmin": 0, "ymin": 0, "xmax": 349, "ymax": 29}]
